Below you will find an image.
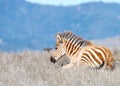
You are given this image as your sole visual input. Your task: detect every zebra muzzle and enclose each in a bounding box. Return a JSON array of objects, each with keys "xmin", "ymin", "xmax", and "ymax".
[{"xmin": 50, "ymin": 56, "xmax": 57, "ymax": 63}]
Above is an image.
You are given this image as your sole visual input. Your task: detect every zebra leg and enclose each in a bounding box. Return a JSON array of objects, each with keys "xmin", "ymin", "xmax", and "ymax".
[{"xmin": 62, "ymin": 62, "xmax": 74, "ymax": 69}]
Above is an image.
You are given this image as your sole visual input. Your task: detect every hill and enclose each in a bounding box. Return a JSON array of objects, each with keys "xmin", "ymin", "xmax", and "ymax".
[
  {"xmin": 92, "ymin": 36, "xmax": 120, "ymax": 49},
  {"xmin": 0, "ymin": 0, "xmax": 120, "ymax": 51}
]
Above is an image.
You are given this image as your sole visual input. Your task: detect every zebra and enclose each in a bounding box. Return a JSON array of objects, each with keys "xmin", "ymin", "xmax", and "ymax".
[{"xmin": 50, "ymin": 32, "xmax": 115, "ymax": 69}]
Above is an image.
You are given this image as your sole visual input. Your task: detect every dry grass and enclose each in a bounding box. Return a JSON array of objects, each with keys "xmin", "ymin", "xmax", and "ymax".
[{"xmin": 0, "ymin": 49, "xmax": 120, "ymax": 86}]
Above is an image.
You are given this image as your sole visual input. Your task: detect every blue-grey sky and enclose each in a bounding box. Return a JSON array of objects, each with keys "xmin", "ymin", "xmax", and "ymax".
[{"xmin": 26, "ymin": 0, "xmax": 120, "ymax": 6}]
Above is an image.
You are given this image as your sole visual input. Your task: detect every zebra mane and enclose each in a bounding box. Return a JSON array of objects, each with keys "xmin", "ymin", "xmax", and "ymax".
[
  {"xmin": 59, "ymin": 31, "xmax": 83, "ymax": 40},
  {"xmin": 56, "ymin": 31, "xmax": 90, "ymax": 47}
]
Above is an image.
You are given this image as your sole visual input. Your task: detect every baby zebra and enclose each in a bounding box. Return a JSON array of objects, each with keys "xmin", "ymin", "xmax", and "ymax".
[{"xmin": 50, "ymin": 32, "xmax": 115, "ymax": 69}]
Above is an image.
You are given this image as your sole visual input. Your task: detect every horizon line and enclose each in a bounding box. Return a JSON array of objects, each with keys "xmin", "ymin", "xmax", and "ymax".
[{"xmin": 25, "ymin": 0, "xmax": 120, "ymax": 6}]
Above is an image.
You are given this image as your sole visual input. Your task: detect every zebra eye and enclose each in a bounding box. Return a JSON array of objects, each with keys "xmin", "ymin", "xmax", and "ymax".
[{"xmin": 55, "ymin": 47, "xmax": 58, "ymax": 49}]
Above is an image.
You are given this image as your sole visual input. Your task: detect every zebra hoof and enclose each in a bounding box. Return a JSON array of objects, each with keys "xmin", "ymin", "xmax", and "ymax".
[{"xmin": 50, "ymin": 56, "xmax": 56, "ymax": 63}]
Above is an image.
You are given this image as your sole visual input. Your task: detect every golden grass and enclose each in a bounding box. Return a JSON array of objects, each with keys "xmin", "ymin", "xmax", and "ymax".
[{"xmin": 0, "ymin": 49, "xmax": 120, "ymax": 86}]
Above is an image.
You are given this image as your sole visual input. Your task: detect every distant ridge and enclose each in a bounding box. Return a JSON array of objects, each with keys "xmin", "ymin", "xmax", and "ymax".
[
  {"xmin": 92, "ymin": 36, "xmax": 120, "ymax": 49},
  {"xmin": 0, "ymin": 0, "xmax": 120, "ymax": 51}
]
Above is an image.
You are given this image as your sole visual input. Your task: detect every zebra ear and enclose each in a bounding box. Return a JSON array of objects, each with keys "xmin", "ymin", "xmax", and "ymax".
[
  {"xmin": 55, "ymin": 32, "xmax": 63, "ymax": 43},
  {"xmin": 56, "ymin": 34, "xmax": 61, "ymax": 41}
]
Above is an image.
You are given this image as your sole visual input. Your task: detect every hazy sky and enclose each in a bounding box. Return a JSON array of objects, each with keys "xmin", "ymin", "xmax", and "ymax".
[{"xmin": 26, "ymin": 0, "xmax": 120, "ymax": 6}]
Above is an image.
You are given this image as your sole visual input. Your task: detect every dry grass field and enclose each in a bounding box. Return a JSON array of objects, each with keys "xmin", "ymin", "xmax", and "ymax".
[{"xmin": 0, "ymin": 49, "xmax": 120, "ymax": 86}]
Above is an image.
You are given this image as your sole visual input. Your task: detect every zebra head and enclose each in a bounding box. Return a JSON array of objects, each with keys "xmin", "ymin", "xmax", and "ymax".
[{"xmin": 50, "ymin": 33, "xmax": 66, "ymax": 63}]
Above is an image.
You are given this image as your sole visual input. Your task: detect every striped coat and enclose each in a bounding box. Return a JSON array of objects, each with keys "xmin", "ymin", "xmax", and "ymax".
[{"xmin": 50, "ymin": 32, "xmax": 115, "ymax": 69}]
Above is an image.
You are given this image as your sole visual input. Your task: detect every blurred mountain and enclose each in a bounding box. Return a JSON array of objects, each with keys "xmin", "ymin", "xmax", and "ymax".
[
  {"xmin": 0, "ymin": 0, "xmax": 120, "ymax": 51},
  {"xmin": 92, "ymin": 36, "xmax": 120, "ymax": 49}
]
